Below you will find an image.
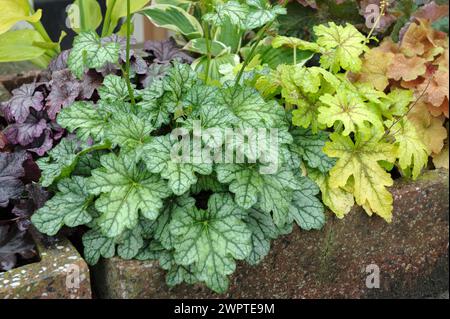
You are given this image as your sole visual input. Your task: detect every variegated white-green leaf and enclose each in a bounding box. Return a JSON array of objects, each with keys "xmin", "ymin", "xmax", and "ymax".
[
  {"xmin": 140, "ymin": 4, "xmax": 203, "ymax": 39},
  {"xmin": 183, "ymin": 38, "xmax": 229, "ymax": 57}
]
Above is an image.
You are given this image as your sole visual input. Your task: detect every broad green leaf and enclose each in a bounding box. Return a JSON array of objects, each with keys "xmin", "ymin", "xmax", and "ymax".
[
  {"xmin": 137, "ymin": 79, "xmax": 168, "ymax": 127},
  {"xmin": 314, "ymin": 22, "xmax": 368, "ymax": 73},
  {"xmin": 0, "ymin": 29, "xmax": 46, "ymax": 62},
  {"xmin": 309, "ymin": 169, "xmax": 354, "ymax": 219},
  {"xmin": 58, "ymin": 101, "xmax": 110, "ymax": 142},
  {"xmin": 214, "ymin": 17, "xmax": 243, "ymax": 53},
  {"xmin": 88, "ymin": 153, "xmax": 172, "ymax": 237},
  {"xmin": 288, "ymin": 175, "xmax": 325, "ymax": 230},
  {"xmin": 289, "ymin": 128, "xmax": 335, "ymax": 173},
  {"xmin": 318, "ymin": 89, "xmax": 382, "ymax": 136},
  {"xmin": 183, "ymin": 38, "xmax": 229, "ymax": 57},
  {"xmin": 323, "ymin": 132, "xmax": 398, "ymax": 222},
  {"xmin": 140, "ymin": 4, "xmax": 203, "ymax": 38},
  {"xmin": 68, "ymin": 31, "xmax": 120, "ymax": 78},
  {"xmin": 0, "ymin": 0, "xmax": 41, "ymax": 34},
  {"xmin": 142, "ymin": 135, "xmax": 213, "ymax": 195},
  {"xmin": 162, "ymin": 61, "xmax": 198, "ymax": 111},
  {"xmin": 82, "ymin": 228, "xmax": 116, "ymax": 265},
  {"xmin": 381, "ymin": 89, "xmax": 414, "ymax": 119},
  {"xmin": 69, "ymin": 0, "xmax": 102, "ymax": 33},
  {"xmin": 98, "ymin": 74, "xmax": 135, "ymax": 102},
  {"xmin": 386, "ymin": 118, "xmax": 429, "ymax": 180},
  {"xmin": 31, "ymin": 177, "xmax": 93, "ymax": 236},
  {"xmin": 170, "ymin": 193, "xmax": 252, "ymax": 293}
]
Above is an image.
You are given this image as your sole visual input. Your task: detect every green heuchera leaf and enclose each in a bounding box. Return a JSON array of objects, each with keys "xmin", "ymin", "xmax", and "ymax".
[
  {"xmin": 318, "ymin": 88, "xmax": 382, "ymax": 136},
  {"xmin": 245, "ymin": 0, "xmax": 287, "ymax": 29},
  {"xmin": 68, "ymin": 31, "xmax": 120, "ymax": 78},
  {"xmin": 216, "ymin": 164, "xmax": 301, "ymax": 227},
  {"xmin": 161, "ymin": 62, "xmax": 198, "ymax": 111},
  {"xmin": 58, "ymin": 101, "xmax": 109, "ymax": 142},
  {"xmin": 32, "ymin": 177, "xmax": 93, "ymax": 236},
  {"xmin": 87, "ymin": 153, "xmax": 172, "ymax": 237},
  {"xmin": 314, "ymin": 22, "xmax": 368, "ymax": 73},
  {"xmin": 244, "ymin": 206, "xmax": 279, "ymax": 265},
  {"xmin": 289, "ymin": 128, "xmax": 335, "ymax": 173},
  {"xmin": 323, "ymin": 132, "xmax": 398, "ymax": 222},
  {"xmin": 137, "ymin": 79, "xmax": 168, "ymax": 127},
  {"xmin": 82, "ymin": 229, "xmax": 116, "ymax": 265},
  {"xmin": 288, "ymin": 175, "xmax": 325, "ymax": 230},
  {"xmin": 203, "ymin": 1, "xmax": 249, "ymax": 28},
  {"xmin": 37, "ymin": 139, "xmax": 79, "ymax": 187},
  {"xmin": 169, "ymin": 193, "xmax": 252, "ymax": 293},
  {"xmin": 98, "ymin": 74, "xmax": 135, "ymax": 102},
  {"xmin": 142, "ymin": 135, "xmax": 213, "ymax": 195}
]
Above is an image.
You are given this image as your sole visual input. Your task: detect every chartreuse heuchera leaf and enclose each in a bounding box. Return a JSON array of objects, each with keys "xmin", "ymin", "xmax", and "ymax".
[{"xmin": 323, "ymin": 132, "xmax": 398, "ymax": 222}]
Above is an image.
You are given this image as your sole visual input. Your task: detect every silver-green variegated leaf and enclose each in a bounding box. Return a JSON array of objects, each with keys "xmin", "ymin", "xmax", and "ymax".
[
  {"xmin": 151, "ymin": 195, "xmax": 195, "ymax": 250},
  {"xmin": 244, "ymin": 206, "xmax": 279, "ymax": 265},
  {"xmin": 87, "ymin": 153, "xmax": 172, "ymax": 237},
  {"xmin": 288, "ymin": 175, "xmax": 325, "ymax": 230},
  {"xmin": 245, "ymin": 0, "xmax": 287, "ymax": 29},
  {"xmin": 68, "ymin": 31, "xmax": 120, "ymax": 78},
  {"xmin": 104, "ymin": 110, "xmax": 154, "ymax": 158},
  {"xmin": 142, "ymin": 135, "xmax": 213, "ymax": 195},
  {"xmin": 82, "ymin": 228, "xmax": 116, "ymax": 265},
  {"xmin": 37, "ymin": 139, "xmax": 79, "ymax": 187},
  {"xmin": 169, "ymin": 193, "xmax": 252, "ymax": 293},
  {"xmin": 162, "ymin": 62, "xmax": 198, "ymax": 111},
  {"xmin": 216, "ymin": 164, "xmax": 301, "ymax": 226},
  {"xmin": 116, "ymin": 227, "xmax": 144, "ymax": 260},
  {"xmin": 203, "ymin": 1, "xmax": 249, "ymax": 28},
  {"xmin": 219, "ymin": 85, "xmax": 286, "ymax": 129},
  {"xmin": 137, "ymin": 79, "xmax": 168, "ymax": 127},
  {"xmin": 289, "ymin": 128, "xmax": 335, "ymax": 173},
  {"xmin": 98, "ymin": 74, "xmax": 135, "ymax": 102},
  {"xmin": 31, "ymin": 177, "xmax": 93, "ymax": 236},
  {"xmin": 57, "ymin": 101, "xmax": 110, "ymax": 142}
]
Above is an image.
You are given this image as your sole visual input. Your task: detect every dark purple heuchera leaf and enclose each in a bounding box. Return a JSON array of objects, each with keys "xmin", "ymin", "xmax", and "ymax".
[
  {"xmin": 144, "ymin": 38, "xmax": 194, "ymax": 64},
  {"xmin": 12, "ymin": 184, "xmax": 49, "ymax": 231},
  {"xmin": 27, "ymin": 130, "xmax": 54, "ymax": 156},
  {"xmin": 46, "ymin": 69, "xmax": 82, "ymax": 120},
  {"xmin": 4, "ymin": 111, "xmax": 47, "ymax": 146},
  {"xmin": 0, "ymin": 223, "xmax": 36, "ymax": 271},
  {"xmin": 48, "ymin": 50, "xmax": 70, "ymax": 73},
  {"xmin": 80, "ymin": 70, "xmax": 103, "ymax": 99},
  {"xmin": 3, "ymin": 83, "xmax": 44, "ymax": 123},
  {"xmin": 0, "ymin": 151, "xmax": 27, "ymax": 207}
]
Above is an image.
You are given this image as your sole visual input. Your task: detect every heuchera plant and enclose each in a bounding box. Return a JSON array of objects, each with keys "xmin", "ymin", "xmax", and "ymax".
[{"xmin": 30, "ymin": 0, "xmax": 444, "ymax": 293}]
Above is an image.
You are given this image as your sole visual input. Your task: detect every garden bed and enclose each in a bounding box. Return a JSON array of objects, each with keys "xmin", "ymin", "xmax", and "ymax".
[
  {"xmin": 92, "ymin": 169, "xmax": 449, "ymax": 299},
  {"xmin": 0, "ymin": 229, "xmax": 91, "ymax": 299}
]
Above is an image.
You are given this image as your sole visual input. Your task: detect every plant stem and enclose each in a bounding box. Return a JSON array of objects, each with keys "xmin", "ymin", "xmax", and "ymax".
[
  {"xmin": 293, "ymin": 47, "xmax": 297, "ymax": 65},
  {"xmin": 78, "ymin": 0, "xmax": 87, "ymax": 32},
  {"xmin": 125, "ymin": 0, "xmax": 136, "ymax": 106},
  {"xmin": 30, "ymin": 8, "xmax": 59, "ymax": 57},
  {"xmin": 102, "ymin": 0, "xmax": 117, "ymax": 37},
  {"xmin": 233, "ymin": 21, "xmax": 274, "ymax": 93},
  {"xmin": 203, "ymin": 22, "xmax": 212, "ymax": 83}
]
